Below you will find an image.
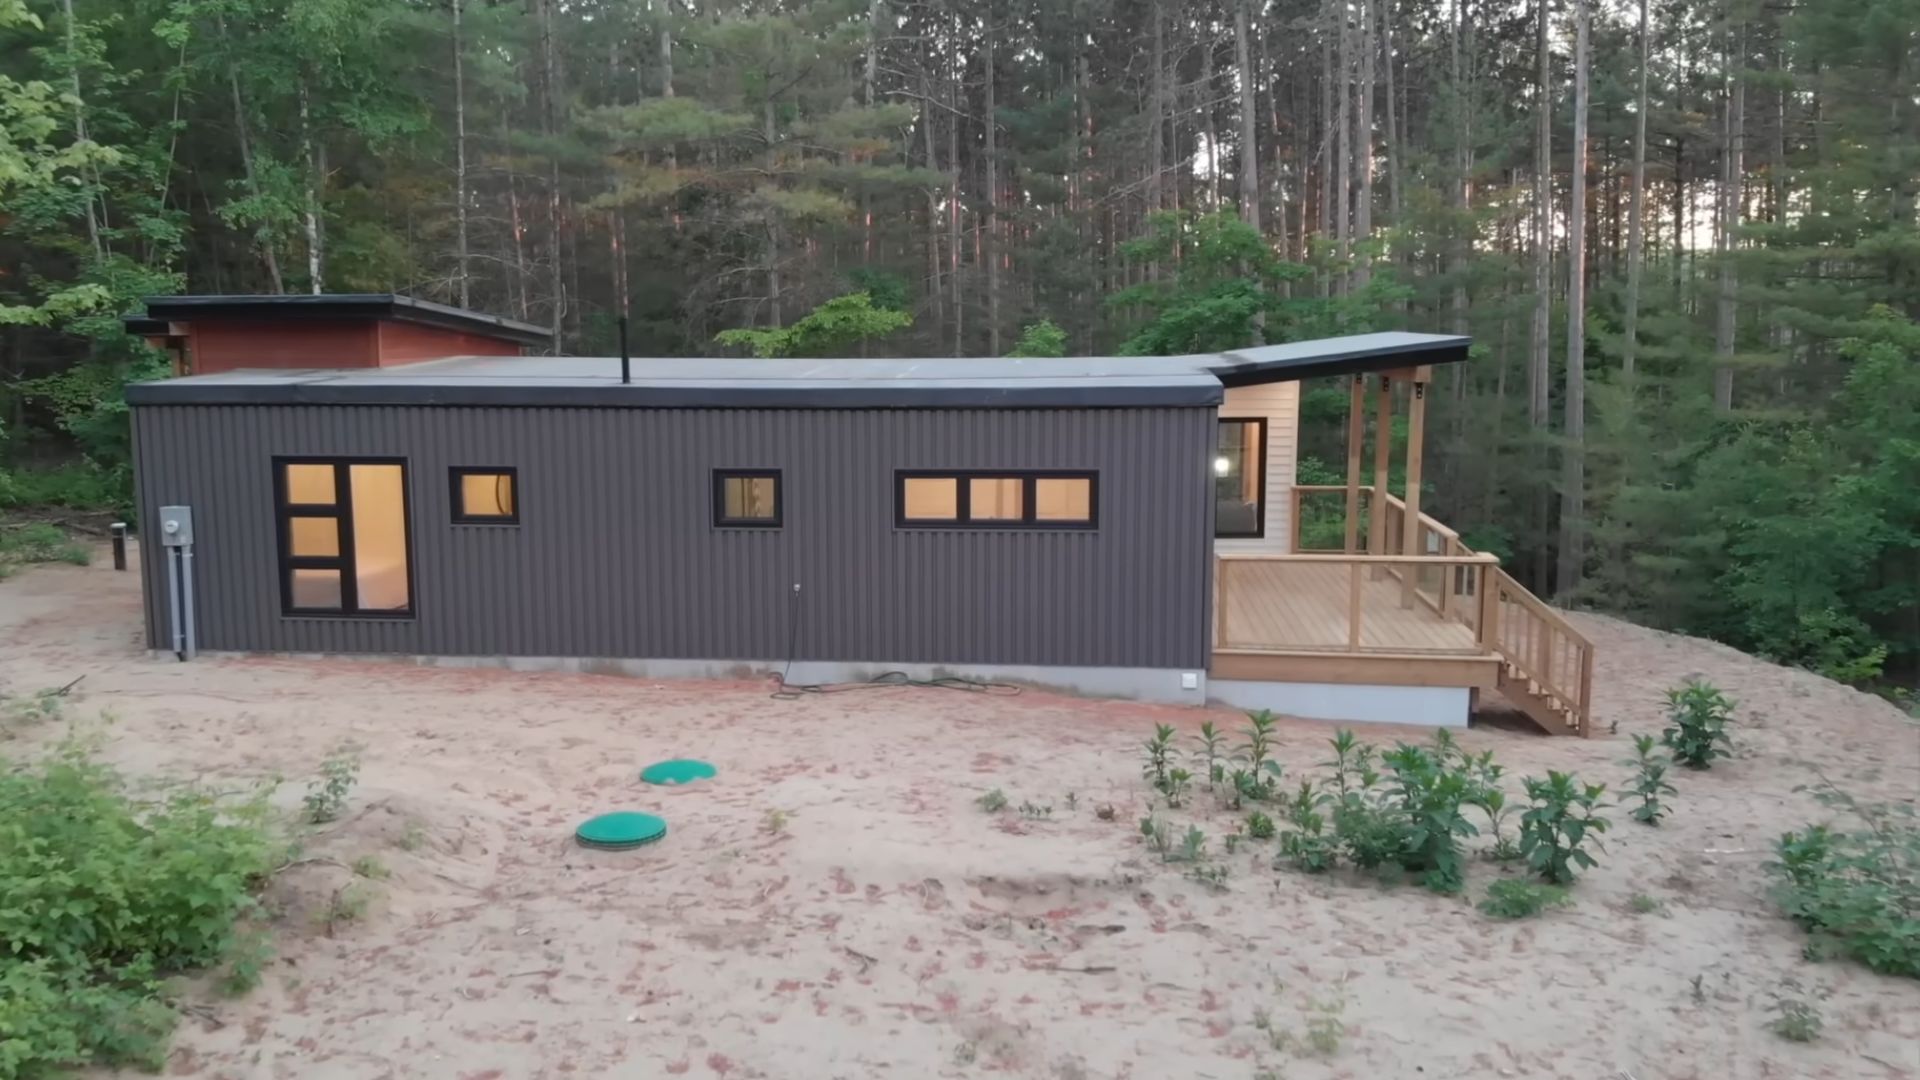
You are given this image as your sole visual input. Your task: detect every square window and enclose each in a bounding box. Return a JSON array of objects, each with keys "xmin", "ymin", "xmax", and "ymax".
[
  {"xmin": 1215, "ymin": 418, "xmax": 1266, "ymax": 538},
  {"xmin": 968, "ymin": 477, "xmax": 1023, "ymax": 521},
  {"xmin": 901, "ymin": 476, "xmax": 959, "ymax": 521},
  {"xmin": 285, "ymin": 463, "xmax": 336, "ymax": 505},
  {"xmin": 288, "ymin": 515, "xmax": 340, "ymax": 558},
  {"xmin": 1034, "ymin": 477, "xmax": 1093, "ymax": 523},
  {"xmin": 451, "ymin": 468, "xmax": 518, "ymax": 524},
  {"xmin": 713, "ymin": 470, "xmax": 781, "ymax": 528},
  {"xmin": 289, "ymin": 568, "xmax": 343, "ymax": 610}
]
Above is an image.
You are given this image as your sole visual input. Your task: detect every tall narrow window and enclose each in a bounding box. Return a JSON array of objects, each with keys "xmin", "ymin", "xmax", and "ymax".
[
  {"xmin": 274, "ymin": 458, "xmax": 413, "ymax": 616},
  {"xmin": 713, "ymin": 469, "xmax": 781, "ymax": 528},
  {"xmin": 896, "ymin": 471, "xmax": 1096, "ymax": 529},
  {"xmin": 1214, "ymin": 418, "xmax": 1266, "ymax": 538},
  {"xmin": 451, "ymin": 467, "xmax": 518, "ymax": 524}
]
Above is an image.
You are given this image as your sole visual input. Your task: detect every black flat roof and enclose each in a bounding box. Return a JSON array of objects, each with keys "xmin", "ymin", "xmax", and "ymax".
[
  {"xmin": 125, "ymin": 331, "xmax": 1470, "ymax": 409},
  {"xmin": 136, "ymin": 293, "xmax": 551, "ymax": 347}
]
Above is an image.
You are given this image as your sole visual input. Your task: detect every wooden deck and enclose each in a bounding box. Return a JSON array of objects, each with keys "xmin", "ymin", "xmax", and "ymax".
[{"xmin": 1215, "ymin": 559, "xmax": 1480, "ymax": 654}]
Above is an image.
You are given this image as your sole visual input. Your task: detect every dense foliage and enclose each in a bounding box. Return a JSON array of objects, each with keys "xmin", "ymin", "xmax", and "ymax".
[
  {"xmin": 0, "ymin": 748, "xmax": 276, "ymax": 1076},
  {"xmin": 1772, "ymin": 790, "xmax": 1920, "ymax": 980},
  {"xmin": 2, "ymin": 0, "xmax": 1915, "ymax": 685}
]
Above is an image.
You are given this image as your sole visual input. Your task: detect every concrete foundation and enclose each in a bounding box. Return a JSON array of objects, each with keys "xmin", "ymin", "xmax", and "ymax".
[
  {"xmin": 1208, "ymin": 679, "xmax": 1470, "ymax": 729},
  {"xmin": 179, "ymin": 651, "xmax": 1210, "ymax": 706}
]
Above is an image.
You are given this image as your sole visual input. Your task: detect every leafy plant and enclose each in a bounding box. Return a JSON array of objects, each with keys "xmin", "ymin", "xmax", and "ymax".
[
  {"xmin": 2, "ymin": 684, "xmax": 73, "ymax": 726},
  {"xmin": 302, "ymin": 742, "xmax": 362, "ymax": 825},
  {"xmin": 1142, "ymin": 723, "xmax": 1176, "ymax": 794},
  {"xmin": 351, "ymin": 855, "xmax": 390, "ymax": 880},
  {"xmin": 1177, "ymin": 825, "xmax": 1208, "ymax": 863},
  {"xmin": 714, "ymin": 291, "xmax": 912, "ymax": 358},
  {"xmin": 1662, "ymin": 680, "xmax": 1735, "ymax": 770},
  {"xmin": 0, "ymin": 748, "xmax": 275, "ymax": 1074},
  {"xmin": 0, "ymin": 522, "xmax": 92, "ymax": 580},
  {"xmin": 1280, "ymin": 816, "xmax": 1339, "ymax": 873},
  {"xmin": 318, "ymin": 884, "xmax": 370, "ymax": 932},
  {"xmin": 1479, "ymin": 788, "xmax": 1521, "ymax": 862},
  {"xmin": 1518, "ymin": 772, "xmax": 1611, "ymax": 885},
  {"xmin": 976, "ymin": 788, "xmax": 1008, "ymax": 813},
  {"xmin": 1769, "ymin": 787, "xmax": 1920, "ymax": 978},
  {"xmin": 1626, "ymin": 734, "xmax": 1679, "ymax": 825},
  {"xmin": 1379, "ymin": 743, "xmax": 1481, "ymax": 894},
  {"xmin": 1284, "ymin": 778, "xmax": 1330, "ymax": 829},
  {"xmin": 1193, "ymin": 720, "xmax": 1226, "ymax": 789},
  {"xmin": 1188, "ymin": 863, "xmax": 1229, "ymax": 891},
  {"xmin": 1476, "ymin": 878, "xmax": 1571, "ymax": 919},
  {"xmin": 1245, "ymin": 810, "xmax": 1276, "ymax": 841},
  {"xmin": 1331, "ymin": 797, "xmax": 1404, "ymax": 872},
  {"xmin": 1162, "ymin": 768, "xmax": 1193, "ymax": 809},
  {"xmin": 1629, "ymin": 892, "xmax": 1665, "ymax": 915},
  {"xmin": 1141, "ymin": 815, "xmax": 1173, "ymax": 859},
  {"xmin": 1768, "ymin": 986, "xmax": 1824, "ymax": 1042},
  {"xmin": 1322, "ymin": 729, "xmax": 1379, "ymax": 799},
  {"xmin": 1234, "ymin": 709, "xmax": 1284, "ymax": 800},
  {"xmin": 1017, "ymin": 799, "xmax": 1053, "ymax": 820}
]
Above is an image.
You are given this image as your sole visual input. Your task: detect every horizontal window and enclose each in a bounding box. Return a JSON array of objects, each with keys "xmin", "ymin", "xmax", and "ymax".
[
  {"xmin": 451, "ymin": 467, "xmax": 518, "ymax": 524},
  {"xmin": 896, "ymin": 470, "xmax": 1097, "ymax": 530},
  {"xmin": 274, "ymin": 458, "xmax": 413, "ymax": 617},
  {"xmin": 713, "ymin": 469, "xmax": 781, "ymax": 528}
]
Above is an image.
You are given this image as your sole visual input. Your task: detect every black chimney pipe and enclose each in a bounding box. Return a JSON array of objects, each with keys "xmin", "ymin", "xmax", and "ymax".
[{"xmin": 618, "ymin": 314, "xmax": 631, "ymax": 385}]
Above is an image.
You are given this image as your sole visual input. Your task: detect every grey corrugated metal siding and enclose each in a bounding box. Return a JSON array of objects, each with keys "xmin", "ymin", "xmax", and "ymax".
[{"xmin": 133, "ymin": 404, "xmax": 1215, "ymax": 670}]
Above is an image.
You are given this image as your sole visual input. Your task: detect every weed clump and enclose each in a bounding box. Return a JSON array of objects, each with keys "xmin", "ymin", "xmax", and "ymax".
[
  {"xmin": 0, "ymin": 747, "xmax": 276, "ymax": 1073},
  {"xmin": 1518, "ymin": 771, "xmax": 1610, "ymax": 885},
  {"xmin": 1625, "ymin": 734, "xmax": 1678, "ymax": 824},
  {"xmin": 1477, "ymin": 878, "xmax": 1570, "ymax": 919},
  {"xmin": 1771, "ymin": 786, "xmax": 1920, "ymax": 979},
  {"xmin": 303, "ymin": 742, "xmax": 362, "ymax": 824}
]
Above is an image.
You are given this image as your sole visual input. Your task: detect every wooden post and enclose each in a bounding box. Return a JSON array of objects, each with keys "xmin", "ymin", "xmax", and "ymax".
[
  {"xmin": 1578, "ymin": 645, "xmax": 1595, "ymax": 737},
  {"xmin": 1477, "ymin": 563, "xmax": 1500, "ymax": 653},
  {"xmin": 1343, "ymin": 373, "xmax": 1365, "ymax": 553},
  {"xmin": 1215, "ymin": 558, "xmax": 1229, "ymax": 650},
  {"xmin": 1368, "ymin": 374, "xmax": 1393, "ymax": 566},
  {"xmin": 1347, "ymin": 559, "xmax": 1364, "ymax": 651},
  {"xmin": 1401, "ymin": 366, "xmax": 1430, "ymax": 607}
]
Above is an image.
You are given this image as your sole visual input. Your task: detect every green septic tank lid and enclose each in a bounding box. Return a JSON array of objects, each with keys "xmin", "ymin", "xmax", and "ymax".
[
  {"xmin": 575, "ymin": 811, "xmax": 667, "ymax": 850},
  {"xmin": 640, "ymin": 759, "xmax": 717, "ymax": 786}
]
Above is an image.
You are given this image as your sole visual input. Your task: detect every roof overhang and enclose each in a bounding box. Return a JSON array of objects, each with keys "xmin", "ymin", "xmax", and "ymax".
[
  {"xmin": 135, "ymin": 293, "xmax": 551, "ymax": 347},
  {"xmin": 1209, "ymin": 332, "xmax": 1471, "ymax": 386}
]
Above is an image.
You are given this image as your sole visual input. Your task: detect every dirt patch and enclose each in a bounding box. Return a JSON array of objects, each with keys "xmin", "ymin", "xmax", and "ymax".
[{"xmin": 3, "ymin": 555, "xmax": 1917, "ymax": 1079}]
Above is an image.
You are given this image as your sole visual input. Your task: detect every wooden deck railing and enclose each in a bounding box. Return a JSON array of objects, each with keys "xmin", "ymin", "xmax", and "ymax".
[
  {"xmin": 1215, "ymin": 552, "xmax": 1499, "ymax": 656},
  {"xmin": 1274, "ymin": 484, "xmax": 1597, "ymax": 736}
]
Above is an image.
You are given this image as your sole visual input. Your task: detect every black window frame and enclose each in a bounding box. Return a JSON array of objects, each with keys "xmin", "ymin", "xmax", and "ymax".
[
  {"xmin": 894, "ymin": 469, "xmax": 1099, "ymax": 531},
  {"xmin": 272, "ymin": 456, "xmax": 415, "ymax": 618},
  {"xmin": 1214, "ymin": 416, "xmax": 1269, "ymax": 539},
  {"xmin": 449, "ymin": 466, "xmax": 520, "ymax": 525},
  {"xmin": 712, "ymin": 468, "xmax": 783, "ymax": 529}
]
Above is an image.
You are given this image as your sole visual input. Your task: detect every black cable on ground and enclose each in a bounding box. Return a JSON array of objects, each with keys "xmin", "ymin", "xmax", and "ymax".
[{"xmin": 769, "ymin": 583, "xmax": 1020, "ymax": 700}]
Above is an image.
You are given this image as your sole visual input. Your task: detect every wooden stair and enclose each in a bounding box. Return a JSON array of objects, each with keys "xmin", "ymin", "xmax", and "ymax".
[
  {"xmin": 1484, "ymin": 569, "xmax": 1596, "ymax": 737},
  {"xmin": 1495, "ymin": 661, "xmax": 1584, "ymax": 737}
]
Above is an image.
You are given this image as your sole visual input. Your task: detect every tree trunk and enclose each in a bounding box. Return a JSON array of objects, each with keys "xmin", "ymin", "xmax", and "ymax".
[
  {"xmin": 1335, "ymin": 0, "xmax": 1352, "ymax": 281},
  {"xmin": 1381, "ymin": 0, "xmax": 1402, "ymax": 236},
  {"xmin": 658, "ymin": 0, "xmax": 674, "ymax": 97},
  {"xmin": 1714, "ymin": 22, "xmax": 1744, "ymax": 410},
  {"xmin": 1234, "ymin": 0, "xmax": 1261, "ymax": 233},
  {"xmin": 1622, "ymin": 0, "xmax": 1649, "ymax": 383},
  {"xmin": 1528, "ymin": 0, "xmax": 1551, "ymax": 592},
  {"xmin": 1449, "ymin": 0, "xmax": 1472, "ymax": 338},
  {"xmin": 1353, "ymin": 0, "xmax": 1374, "ymax": 290},
  {"xmin": 299, "ymin": 78, "xmax": 324, "ymax": 294},
  {"xmin": 984, "ymin": 23, "xmax": 1000, "ymax": 355},
  {"xmin": 452, "ymin": 0, "xmax": 471, "ymax": 307},
  {"xmin": 922, "ymin": 67, "xmax": 943, "ymax": 337},
  {"xmin": 61, "ymin": 0, "xmax": 103, "ymax": 260},
  {"xmin": 538, "ymin": 0, "xmax": 564, "ymax": 353},
  {"xmin": 1318, "ymin": 23, "xmax": 1334, "ymax": 241},
  {"xmin": 1558, "ymin": 0, "xmax": 1589, "ymax": 595},
  {"xmin": 947, "ymin": 2, "xmax": 963, "ymax": 354},
  {"xmin": 218, "ymin": 13, "xmax": 283, "ymax": 294}
]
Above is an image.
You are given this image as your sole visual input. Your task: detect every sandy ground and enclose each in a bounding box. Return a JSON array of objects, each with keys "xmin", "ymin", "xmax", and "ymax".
[{"xmin": 2, "ymin": 553, "xmax": 1918, "ymax": 1080}]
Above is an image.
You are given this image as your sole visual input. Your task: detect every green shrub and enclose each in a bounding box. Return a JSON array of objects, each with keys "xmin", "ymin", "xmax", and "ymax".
[
  {"xmin": 1234, "ymin": 709, "xmax": 1284, "ymax": 801},
  {"xmin": 1770, "ymin": 790, "xmax": 1920, "ymax": 979},
  {"xmin": 1625, "ymin": 734, "xmax": 1678, "ymax": 825},
  {"xmin": 1476, "ymin": 878, "xmax": 1570, "ymax": 919},
  {"xmin": 0, "ymin": 749, "xmax": 275, "ymax": 1074},
  {"xmin": 1193, "ymin": 720, "xmax": 1226, "ymax": 790},
  {"xmin": 1245, "ymin": 810, "xmax": 1276, "ymax": 840},
  {"xmin": 303, "ymin": 743, "xmax": 362, "ymax": 824},
  {"xmin": 976, "ymin": 787, "xmax": 1008, "ymax": 812},
  {"xmin": 1142, "ymin": 723, "xmax": 1176, "ymax": 794},
  {"xmin": 1662, "ymin": 680, "xmax": 1735, "ymax": 770},
  {"xmin": 1330, "ymin": 796, "xmax": 1404, "ymax": 871},
  {"xmin": 1379, "ymin": 743, "xmax": 1480, "ymax": 894},
  {"xmin": 1279, "ymin": 817, "xmax": 1338, "ymax": 873},
  {"xmin": 1518, "ymin": 771, "xmax": 1610, "ymax": 885}
]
